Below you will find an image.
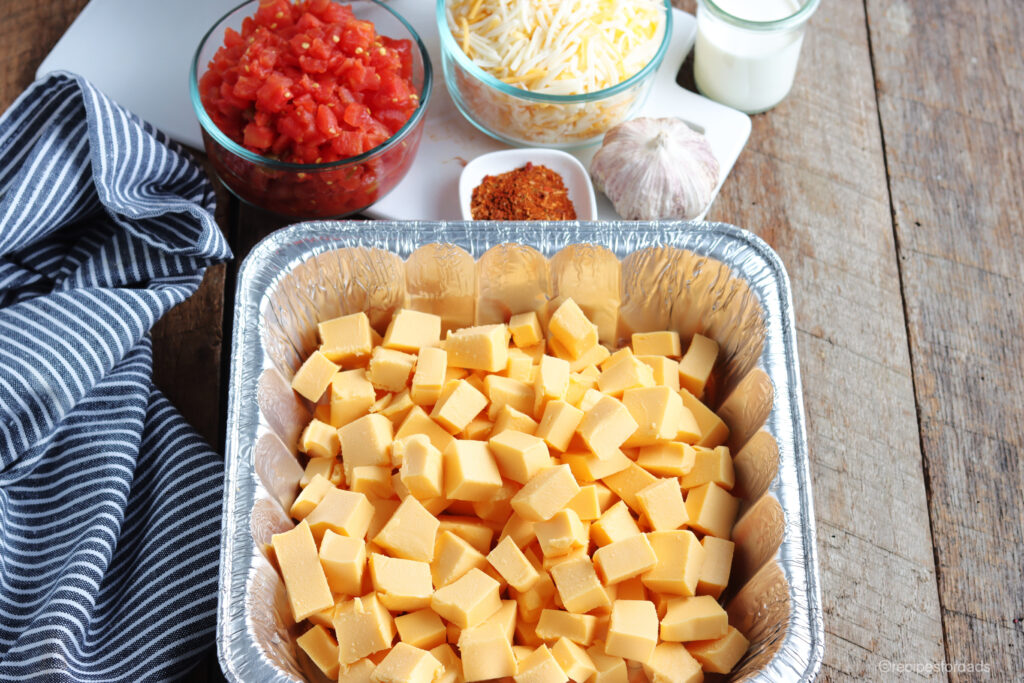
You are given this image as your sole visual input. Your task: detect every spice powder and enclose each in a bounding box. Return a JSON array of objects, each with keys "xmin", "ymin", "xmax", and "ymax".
[{"xmin": 470, "ymin": 163, "xmax": 577, "ymax": 220}]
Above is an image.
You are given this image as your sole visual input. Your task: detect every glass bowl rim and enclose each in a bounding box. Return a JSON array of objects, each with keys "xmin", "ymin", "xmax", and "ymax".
[
  {"xmin": 435, "ymin": 0, "xmax": 673, "ymax": 104},
  {"xmin": 189, "ymin": 0, "xmax": 433, "ymax": 172},
  {"xmin": 698, "ymin": 0, "xmax": 821, "ymax": 31}
]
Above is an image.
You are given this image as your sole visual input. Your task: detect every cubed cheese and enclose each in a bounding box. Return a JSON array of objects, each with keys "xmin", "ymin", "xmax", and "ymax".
[
  {"xmin": 552, "ymin": 636, "xmax": 597, "ymax": 683},
  {"xmin": 535, "ymin": 610, "xmax": 598, "ymax": 647},
  {"xmin": 431, "ymin": 529, "xmax": 489, "ymax": 587},
  {"xmin": 535, "ymin": 509, "xmax": 587, "ymax": 558},
  {"xmin": 489, "ymin": 430, "xmax": 550, "ymax": 484},
  {"xmin": 330, "ymin": 369, "xmax": 376, "ymax": 428},
  {"xmin": 601, "ymin": 463, "xmax": 658, "ymax": 514},
  {"xmin": 642, "ymin": 530, "xmax": 705, "ymax": 596},
  {"xmin": 586, "ymin": 644, "xmax": 627, "ymax": 683},
  {"xmin": 333, "ymin": 594, "xmax": 395, "ymax": 665},
  {"xmin": 299, "ymin": 418, "xmax": 341, "ymax": 459},
  {"xmin": 383, "ymin": 309, "xmax": 442, "ymax": 353},
  {"xmin": 458, "ymin": 621, "xmax": 516, "ymax": 681},
  {"xmin": 534, "ymin": 355, "xmax": 570, "ymax": 417},
  {"xmin": 590, "ymin": 501, "xmax": 641, "ymax": 548},
  {"xmin": 597, "ymin": 356, "xmax": 655, "ymax": 398},
  {"xmin": 513, "ymin": 644, "xmax": 565, "ymax": 683},
  {"xmin": 373, "ymin": 496, "xmax": 440, "ymax": 562},
  {"xmin": 509, "ymin": 311, "xmax": 543, "ymax": 347},
  {"xmin": 632, "ymin": 331, "xmax": 681, "ymax": 358},
  {"xmin": 438, "ymin": 516, "xmax": 495, "ymax": 555},
  {"xmin": 488, "ymin": 535, "xmax": 541, "ymax": 591},
  {"xmin": 319, "ymin": 312, "xmax": 374, "ymax": 365},
  {"xmin": 395, "ymin": 405, "xmax": 456, "ymax": 453},
  {"xmin": 395, "ymin": 609, "xmax": 447, "ymax": 649},
  {"xmin": 660, "ymin": 595, "xmax": 729, "ymax": 642},
  {"xmin": 562, "ymin": 449, "xmax": 631, "ymax": 483},
  {"xmin": 684, "ymin": 482, "xmax": 739, "ymax": 538},
  {"xmin": 338, "ymin": 413, "xmax": 393, "ymax": 477},
  {"xmin": 443, "ymin": 440, "xmax": 503, "ymax": 501},
  {"xmin": 535, "ymin": 400, "xmax": 584, "ymax": 452},
  {"xmin": 638, "ymin": 355, "xmax": 681, "ymax": 391},
  {"xmin": 605, "ymin": 600, "xmax": 658, "ymax": 663},
  {"xmin": 511, "ymin": 465, "xmax": 581, "ymax": 522},
  {"xmin": 621, "ymin": 386, "xmax": 683, "ymax": 447},
  {"xmin": 593, "ymin": 533, "xmax": 657, "ymax": 585},
  {"xmin": 349, "ymin": 465, "xmax": 393, "ymax": 498},
  {"xmin": 431, "ymin": 379, "xmax": 489, "ymax": 434},
  {"xmin": 681, "ymin": 445, "xmax": 735, "ymax": 491},
  {"xmin": 697, "ymin": 535, "xmax": 735, "ymax": 599},
  {"xmin": 297, "ymin": 624, "xmax": 340, "ymax": 679},
  {"xmin": 678, "ymin": 333, "xmax": 718, "ymax": 398},
  {"xmin": 306, "ymin": 487, "xmax": 374, "ymax": 542},
  {"xmin": 446, "ymin": 324, "xmax": 510, "ymax": 372},
  {"xmin": 685, "ymin": 626, "xmax": 750, "ymax": 674},
  {"xmin": 548, "ymin": 554, "xmax": 610, "ymax": 614},
  {"xmin": 485, "ymin": 375, "xmax": 535, "ymax": 420},
  {"xmin": 548, "ymin": 299, "xmax": 599, "ymax": 359},
  {"xmin": 369, "ymin": 553, "xmax": 433, "ymax": 611},
  {"xmin": 492, "ymin": 404, "xmax": 539, "ymax": 436},
  {"xmin": 566, "ymin": 485, "xmax": 602, "ymax": 521},
  {"xmin": 319, "ymin": 530, "xmax": 366, "ymax": 596},
  {"xmin": 291, "ymin": 351, "xmax": 340, "ymax": 402},
  {"xmin": 272, "ymin": 520, "xmax": 334, "ymax": 622},
  {"xmin": 636, "ymin": 442, "xmax": 696, "ymax": 477},
  {"xmin": 679, "ymin": 389, "xmax": 730, "ymax": 448},
  {"xmin": 577, "ymin": 395, "xmax": 638, "ymax": 459},
  {"xmin": 636, "ymin": 478, "xmax": 688, "ymax": 531},
  {"xmin": 411, "ymin": 346, "xmax": 447, "ymax": 405},
  {"xmin": 371, "ymin": 642, "xmax": 443, "ymax": 683},
  {"xmin": 643, "ymin": 642, "xmax": 703, "ymax": 683},
  {"xmin": 432, "ymin": 568, "xmax": 502, "ymax": 629},
  {"xmin": 367, "ymin": 346, "xmax": 417, "ymax": 392}
]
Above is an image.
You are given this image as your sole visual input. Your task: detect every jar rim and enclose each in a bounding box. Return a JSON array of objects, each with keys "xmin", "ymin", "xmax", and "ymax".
[{"xmin": 699, "ymin": 0, "xmax": 821, "ymax": 31}]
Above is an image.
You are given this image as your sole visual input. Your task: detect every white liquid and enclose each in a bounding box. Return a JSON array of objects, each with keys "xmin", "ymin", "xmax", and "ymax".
[{"xmin": 694, "ymin": 0, "xmax": 809, "ymax": 113}]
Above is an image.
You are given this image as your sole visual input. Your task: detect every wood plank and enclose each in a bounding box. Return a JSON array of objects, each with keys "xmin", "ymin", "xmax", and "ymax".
[
  {"xmin": 866, "ymin": 0, "xmax": 1024, "ymax": 678},
  {"xmin": 675, "ymin": 0, "xmax": 947, "ymax": 677}
]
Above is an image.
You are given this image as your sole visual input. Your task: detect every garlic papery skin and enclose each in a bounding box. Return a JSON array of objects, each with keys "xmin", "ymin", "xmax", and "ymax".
[{"xmin": 590, "ymin": 117, "xmax": 720, "ymax": 220}]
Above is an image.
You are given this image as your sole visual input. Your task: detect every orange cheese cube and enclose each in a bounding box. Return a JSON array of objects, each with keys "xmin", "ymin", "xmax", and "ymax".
[
  {"xmin": 536, "ymin": 609, "xmax": 598, "ymax": 647},
  {"xmin": 632, "ymin": 331, "xmax": 681, "ymax": 358},
  {"xmin": 438, "ymin": 516, "xmax": 495, "ymax": 555},
  {"xmin": 549, "ymin": 554, "xmax": 610, "ymax": 614},
  {"xmin": 395, "ymin": 609, "xmax": 446, "ymax": 649},
  {"xmin": 395, "ymin": 434, "xmax": 444, "ymax": 500},
  {"xmin": 396, "ymin": 405, "xmax": 455, "ymax": 453},
  {"xmin": 429, "ymin": 644, "xmax": 464, "ymax": 683},
  {"xmin": 301, "ymin": 457, "xmax": 341, "ymax": 488},
  {"xmin": 506, "ymin": 347, "xmax": 535, "ymax": 381},
  {"xmin": 644, "ymin": 642, "xmax": 703, "ymax": 683},
  {"xmin": 586, "ymin": 644, "xmax": 628, "ymax": 683},
  {"xmin": 642, "ymin": 530, "xmax": 705, "ymax": 596},
  {"xmin": 365, "ymin": 497, "xmax": 401, "ymax": 542},
  {"xmin": 684, "ymin": 482, "xmax": 739, "ymax": 538},
  {"xmin": 383, "ymin": 309, "xmax": 442, "ymax": 353},
  {"xmin": 638, "ymin": 355, "xmax": 681, "ymax": 391},
  {"xmin": 306, "ymin": 487, "xmax": 374, "ymax": 542},
  {"xmin": 411, "ymin": 346, "xmax": 447, "ymax": 406},
  {"xmin": 297, "ymin": 624, "xmax": 340, "ymax": 680},
  {"xmin": 330, "ymin": 369, "xmax": 376, "ymax": 428},
  {"xmin": 590, "ymin": 501, "xmax": 641, "ymax": 547},
  {"xmin": 373, "ymin": 496, "xmax": 440, "ymax": 562},
  {"xmin": 443, "ymin": 440, "xmax": 503, "ymax": 502},
  {"xmin": 492, "ymin": 404, "xmax": 539, "ymax": 436},
  {"xmin": 511, "ymin": 465, "xmax": 581, "ymax": 521},
  {"xmin": 499, "ymin": 512, "xmax": 537, "ymax": 548},
  {"xmin": 636, "ymin": 478, "xmax": 688, "ymax": 531},
  {"xmin": 535, "ymin": 509, "xmax": 587, "ymax": 558},
  {"xmin": 615, "ymin": 576, "xmax": 646, "ymax": 601},
  {"xmin": 541, "ymin": 547, "xmax": 589, "ymax": 574},
  {"xmin": 548, "ymin": 299, "xmax": 599, "ymax": 359},
  {"xmin": 338, "ymin": 413, "xmax": 393, "ymax": 476},
  {"xmin": 486, "ymin": 599, "xmax": 519, "ymax": 642},
  {"xmin": 489, "ymin": 430, "xmax": 550, "ymax": 484},
  {"xmin": 566, "ymin": 485, "xmax": 602, "ymax": 521},
  {"xmin": 552, "ymin": 637, "xmax": 596, "ymax": 683},
  {"xmin": 319, "ymin": 530, "xmax": 366, "ymax": 596},
  {"xmin": 509, "ymin": 311, "xmax": 543, "ymax": 347},
  {"xmin": 597, "ymin": 355, "xmax": 655, "ymax": 398},
  {"xmin": 333, "ymin": 594, "xmax": 396, "ymax": 666},
  {"xmin": 446, "ymin": 324, "xmax": 510, "ymax": 372},
  {"xmin": 678, "ymin": 333, "xmax": 718, "ymax": 398},
  {"xmin": 698, "ymin": 535, "xmax": 735, "ymax": 599},
  {"xmin": 431, "ymin": 379, "xmax": 488, "ymax": 433},
  {"xmin": 636, "ymin": 442, "xmax": 696, "ymax": 477},
  {"xmin": 339, "ymin": 658, "xmax": 377, "ymax": 682},
  {"xmin": 367, "ymin": 346, "xmax": 417, "ymax": 392},
  {"xmin": 621, "ymin": 386, "xmax": 683, "ymax": 447},
  {"xmin": 432, "ymin": 568, "xmax": 502, "ymax": 629},
  {"xmin": 605, "ymin": 600, "xmax": 658, "ymax": 663},
  {"xmin": 685, "ymin": 626, "xmax": 750, "ymax": 674},
  {"xmin": 299, "ymin": 418, "xmax": 340, "ymax": 459},
  {"xmin": 458, "ymin": 621, "xmax": 517, "ymax": 681},
  {"xmin": 676, "ymin": 406, "xmax": 703, "ymax": 444},
  {"xmin": 679, "ymin": 389, "xmax": 729, "ymax": 448},
  {"xmin": 660, "ymin": 595, "xmax": 729, "ymax": 642},
  {"xmin": 563, "ymin": 449, "xmax": 631, "ymax": 483},
  {"xmin": 681, "ymin": 445, "xmax": 735, "ymax": 491},
  {"xmin": 535, "ymin": 400, "xmax": 584, "ymax": 452},
  {"xmin": 577, "ymin": 395, "xmax": 638, "ymax": 459},
  {"xmin": 379, "ymin": 389, "xmax": 415, "ymax": 425},
  {"xmin": 371, "ymin": 642, "xmax": 442, "ymax": 683},
  {"xmin": 272, "ymin": 520, "xmax": 334, "ymax": 621},
  {"xmin": 319, "ymin": 312, "xmax": 374, "ymax": 365},
  {"xmin": 511, "ymin": 565, "xmax": 557, "ymax": 623},
  {"xmin": 488, "ymin": 536, "xmax": 541, "ymax": 591},
  {"xmin": 349, "ymin": 465, "xmax": 393, "ymax": 499},
  {"xmin": 593, "ymin": 533, "xmax": 657, "ymax": 585},
  {"xmin": 462, "ymin": 418, "xmax": 494, "ymax": 440},
  {"xmin": 513, "ymin": 644, "xmax": 565, "ymax": 683},
  {"xmin": 484, "ymin": 374, "xmax": 535, "ymax": 420},
  {"xmin": 565, "ymin": 372, "xmax": 599, "ymax": 407},
  {"xmin": 291, "ymin": 351, "xmax": 340, "ymax": 402},
  {"xmin": 369, "ymin": 553, "xmax": 433, "ymax": 611},
  {"xmin": 471, "ymin": 479, "xmax": 517, "ymax": 522},
  {"xmin": 601, "ymin": 463, "xmax": 658, "ymax": 514},
  {"xmin": 290, "ymin": 475, "xmax": 333, "ymax": 524},
  {"xmin": 431, "ymin": 529, "xmax": 488, "ymax": 587},
  {"xmin": 534, "ymin": 355, "xmax": 570, "ymax": 416}
]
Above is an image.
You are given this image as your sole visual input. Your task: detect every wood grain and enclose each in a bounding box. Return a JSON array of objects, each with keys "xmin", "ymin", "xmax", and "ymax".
[
  {"xmin": 689, "ymin": 0, "xmax": 947, "ymax": 677},
  {"xmin": 866, "ymin": 0, "xmax": 1024, "ymax": 678}
]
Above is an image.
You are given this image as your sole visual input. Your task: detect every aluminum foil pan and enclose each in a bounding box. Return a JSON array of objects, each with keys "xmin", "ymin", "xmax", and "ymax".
[{"xmin": 220, "ymin": 221, "xmax": 823, "ymax": 682}]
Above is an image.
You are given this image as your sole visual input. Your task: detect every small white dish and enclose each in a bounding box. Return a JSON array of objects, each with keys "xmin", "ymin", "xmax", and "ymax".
[{"xmin": 459, "ymin": 149, "xmax": 598, "ymax": 221}]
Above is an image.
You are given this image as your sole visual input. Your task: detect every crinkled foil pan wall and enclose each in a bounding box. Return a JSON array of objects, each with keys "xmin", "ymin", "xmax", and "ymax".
[{"xmin": 219, "ymin": 221, "xmax": 823, "ymax": 682}]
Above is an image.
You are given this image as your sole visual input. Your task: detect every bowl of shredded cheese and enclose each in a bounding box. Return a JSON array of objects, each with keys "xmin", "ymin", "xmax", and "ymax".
[{"xmin": 437, "ymin": 0, "xmax": 672, "ymax": 148}]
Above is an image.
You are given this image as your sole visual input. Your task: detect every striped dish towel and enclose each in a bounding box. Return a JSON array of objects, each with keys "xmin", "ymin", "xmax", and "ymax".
[{"xmin": 0, "ymin": 72, "xmax": 232, "ymax": 681}]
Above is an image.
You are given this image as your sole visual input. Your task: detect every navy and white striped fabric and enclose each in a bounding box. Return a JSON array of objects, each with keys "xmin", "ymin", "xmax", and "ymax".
[{"xmin": 0, "ymin": 72, "xmax": 232, "ymax": 681}]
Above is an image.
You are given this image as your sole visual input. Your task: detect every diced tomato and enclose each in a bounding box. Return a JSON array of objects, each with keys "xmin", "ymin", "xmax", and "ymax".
[
  {"xmin": 243, "ymin": 123, "xmax": 275, "ymax": 150},
  {"xmin": 256, "ymin": 72, "xmax": 293, "ymax": 113}
]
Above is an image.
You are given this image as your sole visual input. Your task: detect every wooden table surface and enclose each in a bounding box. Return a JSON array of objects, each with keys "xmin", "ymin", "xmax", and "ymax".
[{"xmin": 2, "ymin": 0, "xmax": 1022, "ymax": 680}]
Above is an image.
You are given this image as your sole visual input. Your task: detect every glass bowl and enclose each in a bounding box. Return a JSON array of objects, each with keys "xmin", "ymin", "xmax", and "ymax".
[
  {"xmin": 436, "ymin": 0, "xmax": 672, "ymax": 149},
  {"xmin": 190, "ymin": 0, "xmax": 432, "ymax": 218}
]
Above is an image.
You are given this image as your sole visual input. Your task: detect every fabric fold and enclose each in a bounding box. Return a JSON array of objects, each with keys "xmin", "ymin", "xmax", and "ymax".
[{"xmin": 0, "ymin": 71, "xmax": 232, "ymax": 682}]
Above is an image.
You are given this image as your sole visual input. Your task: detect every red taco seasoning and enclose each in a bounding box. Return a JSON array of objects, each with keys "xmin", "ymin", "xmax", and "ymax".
[{"xmin": 471, "ymin": 163, "xmax": 577, "ymax": 220}]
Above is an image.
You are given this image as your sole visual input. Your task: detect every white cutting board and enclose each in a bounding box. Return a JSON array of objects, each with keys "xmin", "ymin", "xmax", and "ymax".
[{"xmin": 39, "ymin": 0, "xmax": 751, "ymax": 221}]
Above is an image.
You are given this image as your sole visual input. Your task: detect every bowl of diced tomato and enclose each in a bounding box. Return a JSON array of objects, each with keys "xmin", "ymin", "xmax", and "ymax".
[{"xmin": 190, "ymin": 0, "xmax": 431, "ymax": 218}]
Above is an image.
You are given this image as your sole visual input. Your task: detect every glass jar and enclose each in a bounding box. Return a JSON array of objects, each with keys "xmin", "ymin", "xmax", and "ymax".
[{"xmin": 694, "ymin": 0, "xmax": 821, "ymax": 114}]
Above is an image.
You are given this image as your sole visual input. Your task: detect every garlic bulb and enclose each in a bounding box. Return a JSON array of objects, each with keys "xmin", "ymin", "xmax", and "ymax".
[{"xmin": 590, "ymin": 117, "xmax": 720, "ymax": 220}]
